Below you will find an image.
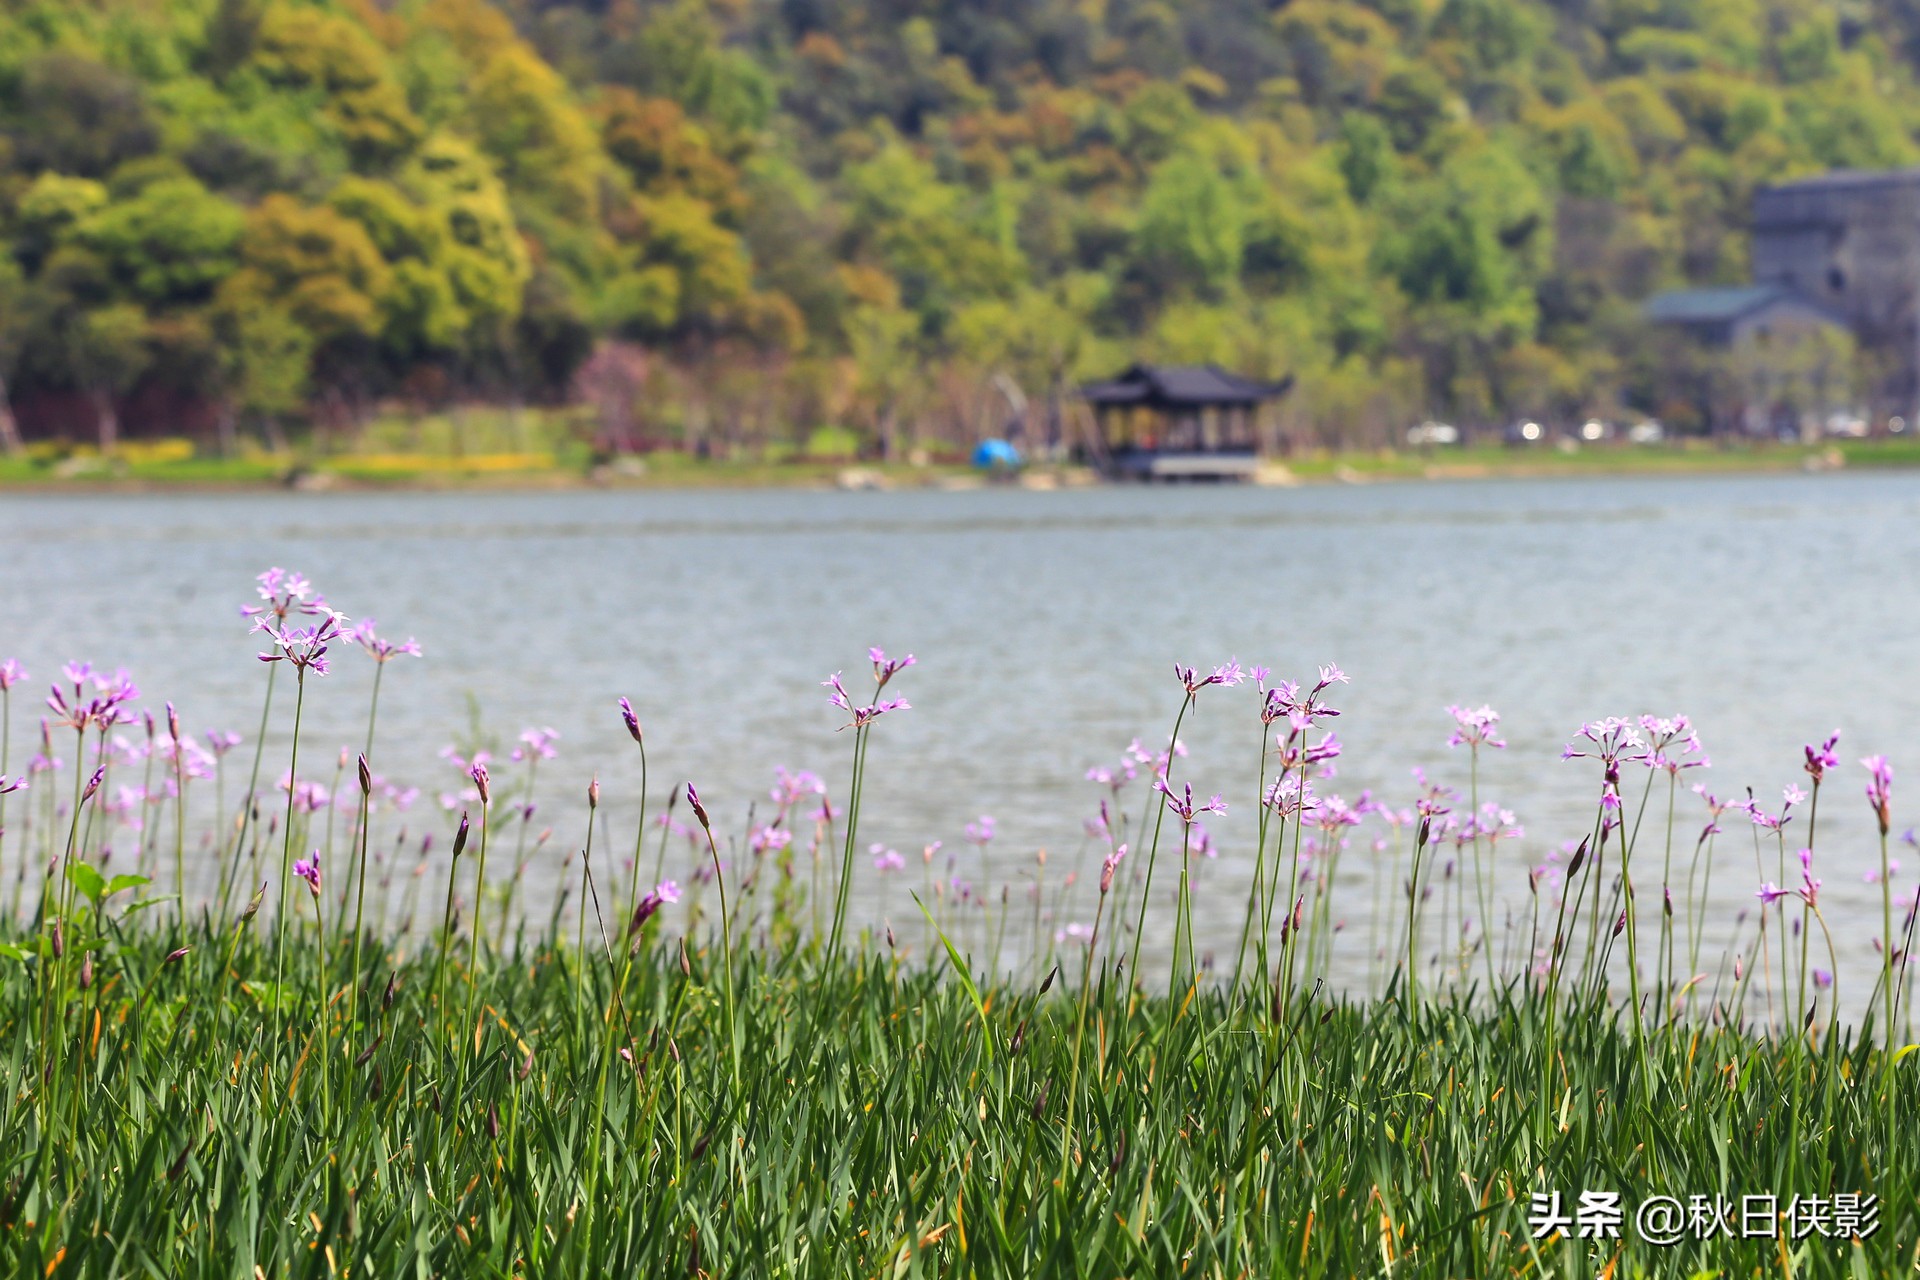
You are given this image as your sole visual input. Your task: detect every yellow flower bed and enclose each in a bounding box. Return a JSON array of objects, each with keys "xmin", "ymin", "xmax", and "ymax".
[{"xmin": 332, "ymin": 452, "xmax": 557, "ymax": 474}]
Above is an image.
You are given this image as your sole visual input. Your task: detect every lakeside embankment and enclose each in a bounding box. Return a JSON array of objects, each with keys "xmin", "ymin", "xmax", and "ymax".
[{"xmin": 2, "ymin": 436, "xmax": 1918, "ymax": 493}]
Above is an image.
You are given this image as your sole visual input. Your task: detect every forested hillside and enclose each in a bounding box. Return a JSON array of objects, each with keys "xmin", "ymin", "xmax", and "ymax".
[{"xmin": 0, "ymin": 0, "xmax": 1914, "ymax": 452}]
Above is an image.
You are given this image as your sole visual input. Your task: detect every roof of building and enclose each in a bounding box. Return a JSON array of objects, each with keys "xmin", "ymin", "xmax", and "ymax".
[
  {"xmin": 1757, "ymin": 167, "xmax": 1920, "ymax": 198},
  {"xmin": 1079, "ymin": 363, "xmax": 1291, "ymax": 407},
  {"xmin": 1641, "ymin": 284, "xmax": 1843, "ymax": 327}
]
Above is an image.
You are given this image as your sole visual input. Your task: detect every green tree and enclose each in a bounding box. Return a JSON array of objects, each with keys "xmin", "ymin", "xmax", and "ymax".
[
  {"xmin": 76, "ymin": 177, "xmax": 245, "ymax": 305},
  {"xmin": 67, "ymin": 305, "xmax": 152, "ymax": 454}
]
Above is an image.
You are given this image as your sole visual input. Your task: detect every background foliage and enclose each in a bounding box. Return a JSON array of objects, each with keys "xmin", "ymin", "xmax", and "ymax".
[{"xmin": 0, "ymin": 0, "xmax": 1914, "ymax": 451}]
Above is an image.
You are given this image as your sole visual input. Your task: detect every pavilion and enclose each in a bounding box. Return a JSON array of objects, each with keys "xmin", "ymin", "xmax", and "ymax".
[{"xmin": 1077, "ymin": 363, "xmax": 1292, "ymax": 481}]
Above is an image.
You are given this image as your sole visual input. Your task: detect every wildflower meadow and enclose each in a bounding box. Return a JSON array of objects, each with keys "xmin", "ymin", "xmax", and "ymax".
[{"xmin": 0, "ymin": 570, "xmax": 1914, "ymax": 1277}]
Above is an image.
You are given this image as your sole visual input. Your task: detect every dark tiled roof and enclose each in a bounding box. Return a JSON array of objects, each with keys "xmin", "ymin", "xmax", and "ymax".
[
  {"xmin": 1757, "ymin": 167, "xmax": 1920, "ymax": 197},
  {"xmin": 1079, "ymin": 364, "xmax": 1289, "ymax": 406},
  {"xmin": 1641, "ymin": 285, "xmax": 1837, "ymax": 325}
]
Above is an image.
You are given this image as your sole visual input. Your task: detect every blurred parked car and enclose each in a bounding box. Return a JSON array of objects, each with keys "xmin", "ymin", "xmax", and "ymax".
[
  {"xmin": 1407, "ymin": 420, "xmax": 1460, "ymax": 446},
  {"xmin": 1824, "ymin": 413, "xmax": 1868, "ymax": 438},
  {"xmin": 1626, "ymin": 419, "xmax": 1664, "ymax": 444},
  {"xmin": 1578, "ymin": 418, "xmax": 1610, "ymax": 442}
]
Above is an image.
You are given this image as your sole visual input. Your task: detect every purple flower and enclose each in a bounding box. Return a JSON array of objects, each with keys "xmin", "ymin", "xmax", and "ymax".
[
  {"xmin": 964, "ymin": 815, "xmax": 996, "ymax": 847},
  {"xmin": 1864, "ymin": 755, "xmax": 1894, "ymax": 836},
  {"xmin": 1805, "ymin": 732, "xmax": 1841, "ymax": 783},
  {"xmin": 242, "ymin": 568, "xmax": 324, "ymax": 627},
  {"xmin": 1742, "ymin": 799, "xmax": 1784, "ymax": 833},
  {"xmin": 255, "ymin": 608, "xmax": 349, "ymax": 677},
  {"xmin": 823, "ymin": 672, "xmax": 910, "ymax": 730},
  {"xmin": 1813, "ymin": 968, "xmax": 1833, "ymax": 989},
  {"xmin": 469, "ymin": 762, "xmax": 490, "ymax": 805},
  {"xmin": 1756, "ymin": 881, "xmax": 1789, "ymax": 906},
  {"xmin": 1160, "ymin": 781, "xmax": 1227, "ymax": 824},
  {"xmin": 1264, "ymin": 774, "xmax": 1314, "ymax": 818},
  {"xmin": 1640, "ymin": 715, "xmax": 1708, "ymax": 774},
  {"xmin": 281, "ymin": 776, "xmax": 330, "ymax": 813},
  {"xmin": 628, "ymin": 880, "xmax": 681, "ymax": 935},
  {"xmin": 618, "ymin": 697, "xmax": 643, "ymax": 745},
  {"xmin": 293, "ymin": 852, "xmax": 322, "ymax": 898},
  {"xmin": 0, "ymin": 659, "xmax": 25, "ymax": 692},
  {"xmin": 1305, "ymin": 794, "xmax": 1367, "ymax": 836},
  {"xmin": 750, "ymin": 823, "xmax": 792, "ymax": 854},
  {"xmin": 870, "ymin": 845, "xmax": 906, "ymax": 872},
  {"xmin": 512, "ymin": 727, "xmax": 560, "ymax": 763},
  {"xmin": 1445, "ymin": 704, "xmax": 1506, "ymax": 750},
  {"xmin": 1262, "ymin": 666, "xmax": 1346, "ymax": 732},
  {"xmin": 869, "ymin": 648, "xmax": 917, "ymax": 690},
  {"xmin": 47, "ymin": 665, "xmax": 138, "ymax": 735},
  {"xmin": 1475, "ymin": 802, "xmax": 1524, "ymax": 841},
  {"xmin": 770, "ymin": 767, "xmax": 826, "ymax": 811},
  {"xmin": 1797, "ymin": 848, "xmax": 1822, "ymax": 906},
  {"xmin": 686, "ymin": 782, "xmax": 710, "ymax": 830},
  {"xmin": 0, "ymin": 774, "xmax": 26, "ymax": 796},
  {"xmin": 1173, "ymin": 660, "xmax": 1248, "ymax": 695},
  {"xmin": 351, "ymin": 618, "xmax": 422, "ymax": 664},
  {"xmin": 1562, "ymin": 718, "xmax": 1645, "ymax": 767},
  {"xmin": 1099, "ymin": 842, "xmax": 1128, "ymax": 895}
]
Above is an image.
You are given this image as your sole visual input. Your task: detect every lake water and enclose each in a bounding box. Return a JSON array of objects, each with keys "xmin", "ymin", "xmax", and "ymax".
[{"xmin": 3, "ymin": 472, "xmax": 1917, "ymax": 1013}]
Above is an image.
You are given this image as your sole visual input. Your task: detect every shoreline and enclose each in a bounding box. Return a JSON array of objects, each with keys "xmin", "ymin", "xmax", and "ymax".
[{"xmin": 0, "ymin": 439, "xmax": 1911, "ymax": 495}]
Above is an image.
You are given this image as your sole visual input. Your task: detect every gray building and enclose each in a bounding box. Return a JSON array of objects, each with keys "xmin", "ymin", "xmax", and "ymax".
[
  {"xmin": 1750, "ymin": 168, "xmax": 1920, "ymax": 410},
  {"xmin": 1641, "ymin": 284, "xmax": 1844, "ymax": 346}
]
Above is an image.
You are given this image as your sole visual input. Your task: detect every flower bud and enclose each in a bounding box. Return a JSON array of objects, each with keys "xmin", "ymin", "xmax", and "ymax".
[
  {"xmin": 619, "ymin": 697, "xmax": 643, "ymax": 745},
  {"xmin": 588, "ymin": 777, "xmax": 600, "ymax": 809},
  {"xmin": 82, "ymin": 766, "xmax": 104, "ymax": 804},
  {"xmin": 358, "ymin": 753, "xmax": 372, "ymax": 797},
  {"xmin": 51, "ymin": 919, "xmax": 63, "ymax": 959},
  {"xmin": 79, "ymin": 952, "xmax": 93, "ymax": 991},
  {"xmin": 470, "ymin": 764, "xmax": 490, "ymax": 805},
  {"xmin": 164, "ymin": 946, "xmax": 190, "ymax": 965},
  {"xmin": 240, "ymin": 879, "xmax": 267, "ymax": 924},
  {"xmin": 687, "ymin": 782, "xmax": 710, "ymax": 831},
  {"xmin": 452, "ymin": 812, "xmax": 470, "ymax": 860},
  {"xmin": 166, "ymin": 701, "xmax": 180, "ymax": 743}
]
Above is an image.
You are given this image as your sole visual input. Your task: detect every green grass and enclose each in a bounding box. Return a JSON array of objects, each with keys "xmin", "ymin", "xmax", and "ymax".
[{"xmin": 0, "ymin": 884, "xmax": 1912, "ymax": 1277}]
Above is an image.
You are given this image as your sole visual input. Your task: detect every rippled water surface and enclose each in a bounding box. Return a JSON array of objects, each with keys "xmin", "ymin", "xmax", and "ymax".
[{"xmin": 3, "ymin": 473, "xmax": 1917, "ymax": 1005}]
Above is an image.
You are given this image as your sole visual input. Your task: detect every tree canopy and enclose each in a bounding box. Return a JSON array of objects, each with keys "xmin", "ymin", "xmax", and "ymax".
[{"xmin": 2, "ymin": 0, "xmax": 1916, "ymax": 448}]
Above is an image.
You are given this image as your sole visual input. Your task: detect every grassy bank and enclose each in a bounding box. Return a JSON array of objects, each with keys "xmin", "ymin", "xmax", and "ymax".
[
  {"xmin": 0, "ymin": 921, "xmax": 1912, "ymax": 1276},
  {"xmin": 3, "ymin": 434, "xmax": 1920, "ymax": 494}
]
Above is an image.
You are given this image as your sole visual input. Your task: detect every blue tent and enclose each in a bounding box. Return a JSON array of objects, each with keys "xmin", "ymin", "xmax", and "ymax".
[{"xmin": 971, "ymin": 438, "xmax": 1021, "ymax": 469}]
